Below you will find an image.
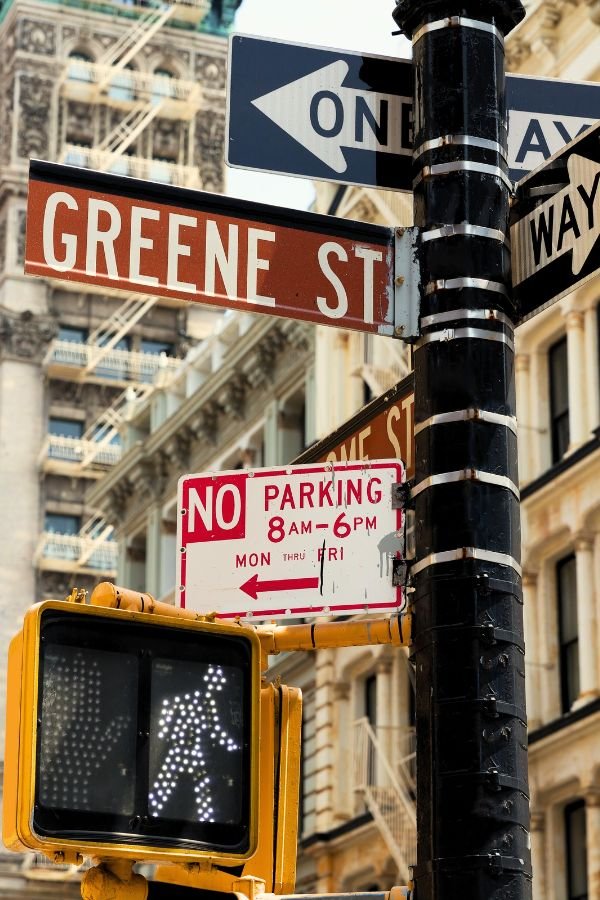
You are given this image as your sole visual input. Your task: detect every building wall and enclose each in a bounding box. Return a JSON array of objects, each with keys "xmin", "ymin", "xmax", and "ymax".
[{"xmin": 0, "ymin": 0, "xmax": 236, "ymax": 889}]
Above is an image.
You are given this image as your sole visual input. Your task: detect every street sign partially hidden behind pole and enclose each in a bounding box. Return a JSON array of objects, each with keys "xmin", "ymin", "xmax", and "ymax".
[
  {"xmin": 511, "ymin": 120, "xmax": 600, "ymax": 323},
  {"xmin": 177, "ymin": 460, "xmax": 405, "ymax": 620},
  {"xmin": 25, "ymin": 160, "xmax": 420, "ymax": 338},
  {"xmin": 293, "ymin": 374, "xmax": 415, "ymax": 480},
  {"xmin": 227, "ymin": 34, "xmax": 600, "ymax": 191}
]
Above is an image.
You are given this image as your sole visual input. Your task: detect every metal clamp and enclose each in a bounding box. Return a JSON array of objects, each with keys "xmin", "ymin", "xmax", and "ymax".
[
  {"xmin": 412, "ymin": 16, "xmax": 504, "ymax": 45},
  {"xmin": 420, "ymin": 224, "xmax": 510, "ymax": 247},
  {"xmin": 411, "ymin": 548, "xmax": 522, "ymax": 577},
  {"xmin": 420, "ymin": 308, "xmax": 513, "ymax": 329},
  {"xmin": 415, "ymin": 327, "xmax": 514, "ymax": 352},
  {"xmin": 411, "ymin": 469, "xmax": 519, "ymax": 499},
  {"xmin": 413, "ymin": 133, "xmax": 507, "ymax": 162},
  {"xmin": 424, "ymin": 277, "xmax": 509, "ymax": 297},
  {"xmin": 413, "ymin": 408, "xmax": 518, "ymax": 437},
  {"xmin": 414, "ymin": 160, "xmax": 512, "ymax": 191},
  {"xmin": 392, "ymin": 482, "xmax": 412, "ymax": 509}
]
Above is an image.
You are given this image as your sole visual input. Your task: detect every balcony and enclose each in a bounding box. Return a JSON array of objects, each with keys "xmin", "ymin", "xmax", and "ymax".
[
  {"xmin": 43, "ymin": 340, "xmax": 181, "ymax": 385},
  {"xmin": 61, "ymin": 144, "xmax": 200, "ymax": 187},
  {"xmin": 62, "ymin": 61, "xmax": 202, "ymax": 119},
  {"xmin": 34, "ymin": 533, "xmax": 118, "ymax": 575},
  {"xmin": 39, "ymin": 435, "xmax": 122, "ymax": 477}
]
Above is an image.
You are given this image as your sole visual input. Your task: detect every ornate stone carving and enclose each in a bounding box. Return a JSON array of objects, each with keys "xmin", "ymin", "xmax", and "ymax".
[
  {"xmin": 0, "ymin": 77, "xmax": 14, "ymax": 167},
  {"xmin": 586, "ymin": 0, "xmax": 600, "ymax": 25},
  {"xmin": 195, "ymin": 109, "xmax": 224, "ymax": 192},
  {"xmin": 190, "ymin": 399, "xmax": 222, "ymax": 446},
  {"xmin": 152, "ymin": 117, "xmax": 180, "ymax": 162},
  {"xmin": 222, "ymin": 372, "xmax": 249, "ymax": 421},
  {"xmin": 165, "ymin": 430, "xmax": 191, "ymax": 472},
  {"xmin": 107, "ymin": 481, "xmax": 133, "ymax": 520},
  {"xmin": 505, "ymin": 37, "xmax": 532, "ymax": 69},
  {"xmin": 245, "ymin": 326, "xmax": 287, "ymax": 387},
  {"xmin": 195, "ymin": 55, "xmax": 226, "ymax": 91},
  {"xmin": 18, "ymin": 19, "xmax": 56, "ymax": 56},
  {"xmin": 0, "ymin": 217, "xmax": 6, "ymax": 272},
  {"xmin": 16, "ymin": 210, "xmax": 26, "ymax": 267},
  {"xmin": 17, "ymin": 73, "xmax": 52, "ymax": 159},
  {"xmin": 65, "ymin": 100, "xmax": 95, "ymax": 145},
  {"xmin": 0, "ymin": 308, "xmax": 57, "ymax": 362}
]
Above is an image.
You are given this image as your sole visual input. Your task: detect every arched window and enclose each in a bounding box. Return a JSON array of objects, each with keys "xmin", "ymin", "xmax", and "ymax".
[
  {"xmin": 108, "ymin": 64, "xmax": 136, "ymax": 102},
  {"xmin": 67, "ymin": 49, "xmax": 94, "ymax": 83},
  {"xmin": 152, "ymin": 67, "xmax": 175, "ymax": 103}
]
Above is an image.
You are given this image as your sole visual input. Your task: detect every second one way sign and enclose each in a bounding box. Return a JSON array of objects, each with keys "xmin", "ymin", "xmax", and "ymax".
[{"xmin": 177, "ymin": 461, "xmax": 405, "ymax": 620}]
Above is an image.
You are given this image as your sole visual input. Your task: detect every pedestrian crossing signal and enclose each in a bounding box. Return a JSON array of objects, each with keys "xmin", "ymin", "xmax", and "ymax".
[{"xmin": 3, "ymin": 600, "xmax": 261, "ymax": 866}]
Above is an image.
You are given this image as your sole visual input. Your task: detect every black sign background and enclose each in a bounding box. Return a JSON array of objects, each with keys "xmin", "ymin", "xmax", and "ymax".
[{"xmin": 510, "ymin": 122, "xmax": 600, "ymax": 324}]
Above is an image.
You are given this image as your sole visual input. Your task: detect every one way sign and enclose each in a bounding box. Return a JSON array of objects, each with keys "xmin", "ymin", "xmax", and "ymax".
[
  {"xmin": 227, "ymin": 35, "xmax": 600, "ymax": 193},
  {"xmin": 511, "ymin": 121, "xmax": 600, "ymax": 323}
]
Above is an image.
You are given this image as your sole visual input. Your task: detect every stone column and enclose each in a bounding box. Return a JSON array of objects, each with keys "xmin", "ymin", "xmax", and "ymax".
[
  {"xmin": 565, "ymin": 310, "xmax": 588, "ymax": 449},
  {"xmin": 332, "ymin": 680, "xmax": 352, "ymax": 820},
  {"xmin": 586, "ymin": 787, "xmax": 600, "ymax": 900},
  {"xmin": 530, "ymin": 810, "xmax": 546, "ymax": 900},
  {"xmin": 515, "ymin": 353, "xmax": 531, "ymax": 483},
  {"xmin": 376, "ymin": 655, "xmax": 393, "ymax": 785},
  {"xmin": 314, "ymin": 648, "xmax": 335, "ymax": 834},
  {"xmin": 523, "ymin": 571, "xmax": 541, "ymax": 730},
  {"xmin": 0, "ymin": 307, "xmax": 56, "ymax": 752},
  {"xmin": 584, "ymin": 305, "xmax": 600, "ymax": 432},
  {"xmin": 574, "ymin": 533, "xmax": 598, "ymax": 706},
  {"xmin": 145, "ymin": 503, "xmax": 162, "ymax": 598}
]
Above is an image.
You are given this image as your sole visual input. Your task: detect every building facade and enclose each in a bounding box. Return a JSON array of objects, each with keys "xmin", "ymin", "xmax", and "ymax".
[{"xmin": 0, "ymin": 0, "xmax": 240, "ymax": 892}]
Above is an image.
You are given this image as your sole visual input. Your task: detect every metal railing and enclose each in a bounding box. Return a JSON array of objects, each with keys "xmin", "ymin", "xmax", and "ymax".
[
  {"xmin": 34, "ymin": 532, "xmax": 118, "ymax": 573},
  {"xmin": 63, "ymin": 61, "xmax": 201, "ymax": 110},
  {"xmin": 353, "ymin": 717, "xmax": 416, "ymax": 883},
  {"xmin": 40, "ymin": 435, "xmax": 122, "ymax": 468},
  {"xmin": 61, "ymin": 144, "xmax": 200, "ymax": 187},
  {"xmin": 44, "ymin": 340, "xmax": 180, "ymax": 383}
]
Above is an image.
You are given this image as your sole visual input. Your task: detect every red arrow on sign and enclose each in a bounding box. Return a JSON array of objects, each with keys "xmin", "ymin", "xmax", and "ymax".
[{"xmin": 240, "ymin": 573, "xmax": 320, "ymax": 600}]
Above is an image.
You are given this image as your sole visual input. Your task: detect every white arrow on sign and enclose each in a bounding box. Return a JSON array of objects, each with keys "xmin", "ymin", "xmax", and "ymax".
[
  {"xmin": 251, "ymin": 60, "xmax": 412, "ymax": 174},
  {"xmin": 512, "ymin": 153, "xmax": 600, "ymax": 286}
]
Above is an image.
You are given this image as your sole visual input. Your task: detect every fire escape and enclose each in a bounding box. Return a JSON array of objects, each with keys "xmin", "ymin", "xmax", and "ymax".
[
  {"xmin": 353, "ymin": 716, "xmax": 416, "ymax": 884},
  {"xmin": 35, "ymin": 0, "xmax": 211, "ymax": 580}
]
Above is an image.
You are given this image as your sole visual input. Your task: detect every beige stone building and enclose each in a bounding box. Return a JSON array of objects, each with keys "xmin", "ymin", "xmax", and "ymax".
[
  {"xmin": 0, "ymin": 1, "xmax": 599, "ymax": 899},
  {"xmin": 0, "ymin": 0, "xmax": 241, "ymax": 893}
]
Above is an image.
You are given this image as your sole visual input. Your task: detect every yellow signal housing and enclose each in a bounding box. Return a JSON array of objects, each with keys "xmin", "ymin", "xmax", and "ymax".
[{"xmin": 3, "ymin": 600, "xmax": 263, "ymax": 867}]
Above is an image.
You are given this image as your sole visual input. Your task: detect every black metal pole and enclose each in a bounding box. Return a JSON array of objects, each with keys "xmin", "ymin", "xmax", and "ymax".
[{"xmin": 391, "ymin": 2, "xmax": 530, "ymax": 900}]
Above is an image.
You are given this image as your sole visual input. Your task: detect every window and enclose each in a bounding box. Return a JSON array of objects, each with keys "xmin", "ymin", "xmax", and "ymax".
[
  {"xmin": 549, "ymin": 337, "xmax": 569, "ymax": 462},
  {"xmin": 67, "ymin": 50, "xmax": 93, "ymax": 83},
  {"xmin": 48, "ymin": 418, "xmax": 84, "ymax": 439},
  {"xmin": 44, "ymin": 513, "xmax": 81, "ymax": 536},
  {"xmin": 152, "ymin": 68, "xmax": 175, "ymax": 101},
  {"xmin": 108, "ymin": 65, "xmax": 135, "ymax": 102},
  {"xmin": 557, "ymin": 555, "xmax": 579, "ymax": 712},
  {"xmin": 565, "ymin": 800, "xmax": 588, "ymax": 900},
  {"xmin": 58, "ymin": 325, "xmax": 88, "ymax": 344}
]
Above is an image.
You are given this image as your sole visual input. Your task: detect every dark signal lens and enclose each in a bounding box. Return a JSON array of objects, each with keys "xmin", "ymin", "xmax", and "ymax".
[{"xmin": 38, "ymin": 644, "xmax": 138, "ymax": 815}]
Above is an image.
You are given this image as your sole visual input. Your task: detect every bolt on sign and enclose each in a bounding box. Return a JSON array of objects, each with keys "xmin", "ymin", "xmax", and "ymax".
[
  {"xmin": 293, "ymin": 375, "xmax": 415, "ymax": 480},
  {"xmin": 25, "ymin": 160, "xmax": 417, "ymax": 338},
  {"xmin": 177, "ymin": 460, "xmax": 405, "ymax": 621}
]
